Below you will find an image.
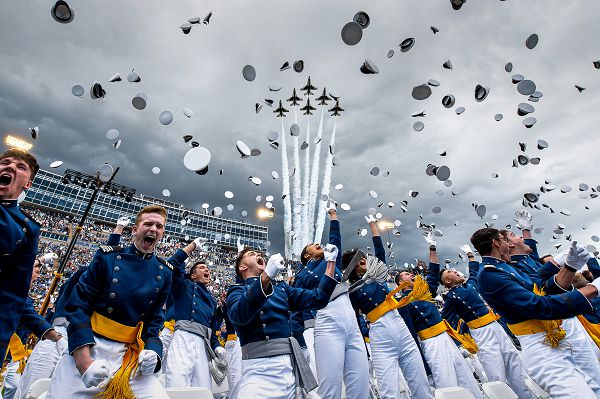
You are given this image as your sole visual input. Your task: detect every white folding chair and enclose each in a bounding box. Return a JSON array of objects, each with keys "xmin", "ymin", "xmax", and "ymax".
[
  {"xmin": 26, "ymin": 378, "xmax": 52, "ymax": 399},
  {"xmin": 481, "ymin": 381, "xmax": 518, "ymax": 399},
  {"xmin": 166, "ymin": 387, "xmax": 214, "ymax": 399},
  {"xmin": 525, "ymin": 377, "xmax": 550, "ymax": 399},
  {"xmin": 434, "ymin": 386, "xmax": 476, "ymax": 399}
]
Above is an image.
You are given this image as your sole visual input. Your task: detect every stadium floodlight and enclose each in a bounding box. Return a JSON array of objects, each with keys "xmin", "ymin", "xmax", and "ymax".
[
  {"xmin": 4, "ymin": 135, "xmax": 33, "ymax": 151},
  {"xmin": 257, "ymin": 208, "xmax": 275, "ymax": 220}
]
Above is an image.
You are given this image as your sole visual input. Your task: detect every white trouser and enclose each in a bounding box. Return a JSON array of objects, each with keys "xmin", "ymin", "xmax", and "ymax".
[
  {"xmin": 46, "ymin": 335, "xmax": 168, "ymax": 399},
  {"xmin": 470, "ymin": 321, "xmax": 532, "ymax": 398},
  {"xmin": 519, "ymin": 332, "xmax": 600, "ymax": 398},
  {"xmin": 563, "ymin": 317, "xmax": 600, "ymax": 393},
  {"xmin": 16, "ymin": 325, "xmax": 67, "ymax": 399},
  {"xmin": 419, "ymin": 333, "xmax": 483, "ymax": 399},
  {"xmin": 303, "ymin": 327, "xmax": 317, "ymax": 378},
  {"xmin": 159, "ymin": 328, "xmax": 174, "ymax": 373},
  {"xmin": 229, "ymin": 354, "xmax": 296, "ymax": 399},
  {"xmin": 314, "ymin": 294, "xmax": 370, "ymax": 399},
  {"xmin": 370, "ymin": 311, "xmax": 432, "ymax": 399},
  {"xmin": 225, "ymin": 338, "xmax": 242, "ymax": 394},
  {"xmin": 301, "ymin": 348, "xmax": 322, "ymax": 399},
  {"xmin": 165, "ymin": 329, "xmax": 211, "ymax": 389},
  {"xmin": 2, "ymin": 361, "xmax": 20, "ymax": 399}
]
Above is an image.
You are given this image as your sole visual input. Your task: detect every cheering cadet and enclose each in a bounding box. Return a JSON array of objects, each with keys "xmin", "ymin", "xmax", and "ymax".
[
  {"xmin": 165, "ymin": 238, "xmax": 228, "ymax": 389},
  {"xmin": 0, "ymin": 149, "xmax": 41, "ymax": 360},
  {"xmin": 345, "ymin": 216, "xmax": 433, "ymax": 399},
  {"xmin": 226, "ymin": 245, "xmax": 337, "ymax": 398},
  {"xmin": 473, "ymin": 227, "xmax": 600, "ymax": 398},
  {"xmin": 47, "ymin": 205, "xmax": 176, "ymax": 399},
  {"xmin": 216, "ymin": 293, "xmax": 242, "ymax": 395},
  {"xmin": 296, "ymin": 204, "xmax": 370, "ymax": 399}
]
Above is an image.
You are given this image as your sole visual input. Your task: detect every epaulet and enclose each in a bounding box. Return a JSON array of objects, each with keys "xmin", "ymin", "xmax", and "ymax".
[
  {"xmin": 157, "ymin": 257, "xmax": 173, "ymax": 270},
  {"xmin": 483, "ymin": 265, "xmax": 497, "ymax": 269},
  {"xmin": 99, "ymin": 245, "xmax": 123, "ymax": 254},
  {"xmin": 20, "ymin": 209, "xmax": 41, "ymax": 227}
]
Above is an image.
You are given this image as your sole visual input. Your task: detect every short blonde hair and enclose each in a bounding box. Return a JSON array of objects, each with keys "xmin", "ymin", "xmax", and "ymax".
[{"xmin": 135, "ymin": 205, "xmax": 167, "ymax": 226}]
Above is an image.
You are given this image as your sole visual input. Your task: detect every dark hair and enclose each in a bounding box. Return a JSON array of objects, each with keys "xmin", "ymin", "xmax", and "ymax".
[
  {"xmin": 188, "ymin": 260, "xmax": 207, "ymax": 279},
  {"xmin": 342, "ymin": 249, "xmax": 358, "ymax": 269},
  {"xmin": 235, "ymin": 248, "xmax": 252, "ymax": 277},
  {"xmin": 300, "ymin": 245, "xmax": 310, "ymax": 266},
  {"xmin": 582, "ymin": 270, "xmax": 594, "ymax": 283},
  {"xmin": 470, "ymin": 228, "xmax": 499, "ymax": 256},
  {"xmin": 394, "ymin": 269, "xmax": 411, "ymax": 286},
  {"xmin": 540, "ymin": 254, "xmax": 553, "ymax": 264},
  {"xmin": 0, "ymin": 149, "xmax": 39, "ymax": 180}
]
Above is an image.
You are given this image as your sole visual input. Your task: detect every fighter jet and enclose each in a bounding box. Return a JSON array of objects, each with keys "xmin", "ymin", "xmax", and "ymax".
[
  {"xmin": 300, "ymin": 76, "xmax": 317, "ymax": 96},
  {"xmin": 300, "ymin": 99, "xmax": 316, "ymax": 115},
  {"xmin": 287, "ymin": 89, "xmax": 302, "ymax": 106},
  {"xmin": 328, "ymin": 100, "xmax": 344, "ymax": 116},
  {"xmin": 315, "ymin": 88, "xmax": 331, "ymax": 105},
  {"xmin": 274, "ymin": 100, "xmax": 289, "ymax": 117}
]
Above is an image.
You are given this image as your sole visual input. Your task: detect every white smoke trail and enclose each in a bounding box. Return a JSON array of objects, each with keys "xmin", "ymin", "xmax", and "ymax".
[
  {"xmin": 280, "ymin": 119, "xmax": 293, "ymax": 258},
  {"xmin": 302, "ymin": 118, "xmax": 311, "ymax": 246},
  {"xmin": 292, "ymin": 110, "xmax": 302, "ymax": 256},
  {"xmin": 314, "ymin": 117, "xmax": 336, "ymax": 243},
  {"xmin": 308, "ymin": 109, "xmax": 324, "ymax": 240}
]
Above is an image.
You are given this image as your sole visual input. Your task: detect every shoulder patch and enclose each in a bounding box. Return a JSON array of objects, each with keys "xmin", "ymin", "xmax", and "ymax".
[
  {"xmin": 99, "ymin": 245, "xmax": 123, "ymax": 254},
  {"xmin": 157, "ymin": 257, "xmax": 173, "ymax": 270},
  {"xmin": 20, "ymin": 209, "xmax": 42, "ymax": 227}
]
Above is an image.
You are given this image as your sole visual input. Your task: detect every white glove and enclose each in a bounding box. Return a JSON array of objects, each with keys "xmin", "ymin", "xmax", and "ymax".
[
  {"xmin": 590, "ymin": 277, "xmax": 600, "ymax": 297},
  {"xmin": 55, "ymin": 337, "xmax": 68, "ymax": 355},
  {"xmin": 81, "ymin": 359, "xmax": 112, "ymax": 388},
  {"xmin": 237, "ymin": 237, "xmax": 245, "ymax": 253},
  {"xmin": 193, "ymin": 237, "xmax": 208, "ymax": 250},
  {"xmin": 138, "ymin": 349, "xmax": 159, "ymax": 375},
  {"xmin": 566, "ymin": 241, "xmax": 591, "ymax": 270},
  {"xmin": 459, "ymin": 244, "xmax": 473, "ymax": 255},
  {"xmin": 325, "ymin": 201, "xmax": 336, "ymax": 214},
  {"xmin": 423, "ymin": 232, "xmax": 436, "ymax": 247},
  {"xmin": 265, "ymin": 253, "xmax": 286, "ymax": 279},
  {"xmin": 364, "ymin": 214, "xmax": 377, "ymax": 224},
  {"xmin": 42, "ymin": 253, "xmax": 58, "ymax": 263},
  {"xmin": 116, "ymin": 216, "xmax": 130, "ymax": 227},
  {"xmin": 514, "ymin": 210, "xmax": 533, "ymax": 231},
  {"xmin": 324, "ymin": 244, "xmax": 339, "ymax": 262},
  {"xmin": 553, "ymin": 249, "xmax": 569, "ymax": 267},
  {"xmin": 215, "ymin": 346, "xmax": 227, "ymax": 361}
]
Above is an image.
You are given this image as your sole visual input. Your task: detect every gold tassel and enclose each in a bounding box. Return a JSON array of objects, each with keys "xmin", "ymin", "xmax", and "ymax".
[
  {"xmin": 396, "ymin": 275, "xmax": 434, "ymax": 307},
  {"xmin": 94, "ymin": 322, "xmax": 144, "ymax": 399},
  {"xmin": 532, "ymin": 284, "xmax": 566, "ymax": 348},
  {"xmin": 576, "ymin": 315, "xmax": 600, "ymax": 349}
]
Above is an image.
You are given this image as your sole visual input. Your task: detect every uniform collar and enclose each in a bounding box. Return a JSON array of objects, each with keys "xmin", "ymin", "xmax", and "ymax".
[
  {"xmin": 244, "ymin": 276, "xmax": 260, "ymax": 284},
  {"xmin": 0, "ymin": 199, "xmax": 17, "ymax": 208},
  {"xmin": 131, "ymin": 243, "xmax": 154, "ymax": 259},
  {"xmin": 511, "ymin": 254, "xmax": 529, "ymax": 262},
  {"xmin": 481, "ymin": 256, "xmax": 508, "ymax": 266}
]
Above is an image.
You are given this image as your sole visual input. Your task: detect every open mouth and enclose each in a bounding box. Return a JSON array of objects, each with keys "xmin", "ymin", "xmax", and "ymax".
[
  {"xmin": 257, "ymin": 257, "xmax": 265, "ymax": 266},
  {"xmin": 203, "ymin": 272, "xmax": 210, "ymax": 279},
  {"xmin": 0, "ymin": 173, "xmax": 12, "ymax": 187},
  {"xmin": 315, "ymin": 244, "xmax": 321, "ymax": 250},
  {"xmin": 143, "ymin": 235, "xmax": 156, "ymax": 247}
]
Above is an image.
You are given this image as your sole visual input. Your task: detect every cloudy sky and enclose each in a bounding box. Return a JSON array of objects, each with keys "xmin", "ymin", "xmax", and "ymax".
[{"xmin": 2, "ymin": 0, "xmax": 600, "ymax": 269}]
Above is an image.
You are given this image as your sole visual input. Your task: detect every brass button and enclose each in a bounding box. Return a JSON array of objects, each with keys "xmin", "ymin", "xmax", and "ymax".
[
  {"xmin": 156, "ymin": 276, "xmax": 161, "ymax": 281},
  {"xmin": 116, "ymin": 255, "xmax": 122, "ymax": 260},
  {"xmin": 265, "ymin": 336, "xmax": 270, "ymax": 341},
  {"xmin": 107, "ymin": 307, "xmax": 113, "ymax": 313},
  {"xmin": 112, "ymin": 278, "xmax": 118, "ymax": 284},
  {"xmin": 159, "ymin": 265, "xmax": 163, "ymax": 270},
  {"xmin": 262, "ymin": 324, "xmax": 266, "ymax": 328},
  {"xmin": 114, "ymin": 266, "xmax": 120, "ymax": 271},
  {"xmin": 155, "ymin": 288, "xmax": 160, "ymax": 293},
  {"xmin": 109, "ymin": 293, "xmax": 116, "ymax": 299}
]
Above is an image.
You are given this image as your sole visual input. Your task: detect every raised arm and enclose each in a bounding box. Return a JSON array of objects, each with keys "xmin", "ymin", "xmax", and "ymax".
[
  {"xmin": 367, "ymin": 216, "xmax": 386, "ymax": 264},
  {"xmin": 327, "ymin": 203, "xmax": 342, "ymax": 266},
  {"xmin": 424, "ymin": 232, "xmax": 440, "ymax": 295},
  {"xmin": 288, "ymin": 247, "xmax": 338, "ymax": 310}
]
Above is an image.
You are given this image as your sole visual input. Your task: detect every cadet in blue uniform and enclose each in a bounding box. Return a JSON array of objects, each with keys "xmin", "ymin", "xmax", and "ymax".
[
  {"xmin": 16, "ymin": 219, "xmax": 128, "ymax": 399},
  {"xmin": 47, "ymin": 205, "xmax": 175, "ymax": 399},
  {"xmin": 296, "ymin": 204, "xmax": 369, "ymax": 399},
  {"xmin": 436, "ymin": 239, "xmax": 532, "ymax": 398},
  {"xmin": 345, "ymin": 217, "xmax": 432, "ymax": 399},
  {"xmin": 226, "ymin": 246, "xmax": 337, "ymax": 399},
  {"xmin": 216, "ymin": 294, "xmax": 242, "ymax": 396},
  {"xmin": 0, "ymin": 149, "xmax": 41, "ymax": 360},
  {"xmin": 395, "ymin": 234, "xmax": 481, "ymax": 398},
  {"xmin": 473, "ymin": 227, "xmax": 600, "ymax": 398},
  {"xmin": 165, "ymin": 238, "xmax": 228, "ymax": 389}
]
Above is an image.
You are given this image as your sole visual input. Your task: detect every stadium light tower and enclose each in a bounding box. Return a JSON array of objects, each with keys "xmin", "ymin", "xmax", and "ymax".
[{"xmin": 4, "ymin": 135, "xmax": 33, "ymax": 151}]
